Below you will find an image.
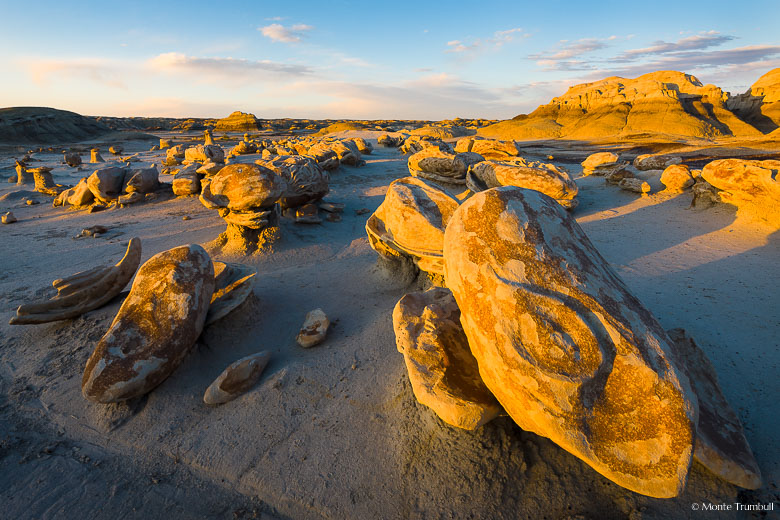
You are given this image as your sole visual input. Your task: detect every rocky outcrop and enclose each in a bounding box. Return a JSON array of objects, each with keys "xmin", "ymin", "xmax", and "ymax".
[
  {"xmin": 479, "ymin": 71, "xmax": 764, "ymax": 140},
  {"xmin": 255, "ymin": 155, "xmax": 329, "ymax": 209},
  {"xmin": 214, "ymin": 111, "xmax": 261, "ymax": 132},
  {"xmin": 393, "ymin": 288, "xmax": 501, "ymax": 430},
  {"xmin": 0, "ymin": 107, "xmax": 110, "ymax": 144},
  {"xmin": 82, "ymin": 244, "xmax": 214, "ymax": 403},
  {"xmin": 726, "ymin": 68, "xmax": 780, "ymax": 133},
  {"xmin": 701, "ymin": 158, "xmax": 780, "ymax": 227},
  {"xmin": 443, "ymin": 187, "xmax": 697, "ymax": 498}
]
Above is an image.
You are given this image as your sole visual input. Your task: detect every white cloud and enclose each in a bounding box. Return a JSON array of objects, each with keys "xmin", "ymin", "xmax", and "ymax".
[
  {"xmin": 259, "ymin": 23, "xmax": 313, "ymax": 43},
  {"xmin": 25, "ymin": 59, "xmax": 127, "ymax": 89},
  {"xmin": 445, "ymin": 27, "xmax": 528, "ymax": 55},
  {"xmin": 615, "ymin": 32, "xmax": 737, "ymax": 62},
  {"xmin": 148, "ymin": 52, "xmax": 313, "ymax": 79},
  {"xmin": 529, "ymin": 38, "xmax": 610, "ymax": 70}
]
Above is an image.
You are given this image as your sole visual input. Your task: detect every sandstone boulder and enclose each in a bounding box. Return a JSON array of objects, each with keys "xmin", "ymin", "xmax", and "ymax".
[
  {"xmin": 306, "ymin": 145, "xmax": 340, "ymax": 171},
  {"xmin": 124, "ymin": 167, "xmax": 159, "ymax": 194},
  {"xmin": 255, "ymin": 155, "xmax": 329, "ymax": 209},
  {"xmin": 619, "ymin": 178, "xmax": 651, "ymax": 194},
  {"xmin": 634, "ymin": 154, "xmax": 682, "ymax": 171},
  {"xmin": 366, "ymin": 176, "xmax": 459, "ymax": 276},
  {"xmin": 82, "ymin": 244, "xmax": 215, "ymax": 403},
  {"xmin": 407, "ymin": 147, "xmax": 483, "ymax": 186},
  {"xmin": 581, "ymin": 152, "xmax": 622, "ymax": 176},
  {"xmin": 172, "ymin": 164, "xmax": 201, "ymax": 196},
  {"xmin": 701, "ymin": 159, "xmax": 780, "ymax": 227},
  {"xmin": 393, "ymin": 287, "xmax": 501, "ymax": 430},
  {"xmin": 296, "ymin": 309, "xmax": 329, "ymax": 348},
  {"xmin": 455, "ymin": 138, "xmax": 521, "ymax": 159},
  {"xmin": 443, "ymin": 187, "xmax": 697, "ymax": 498},
  {"xmin": 64, "ymin": 152, "xmax": 82, "ymax": 167},
  {"xmin": 203, "ymin": 351, "xmax": 271, "ymax": 405},
  {"xmin": 87, "ymin": 166, "xmax": 126, "ymax": 204},
  {"xmin": 90, "ymin": 148, "xmax": 104, "ymax": 163},
  {"xmin": 660, "ymin": 164, "xmax": 694, "ymax": 193},
  {"xmin": 185, "ymin": 144, "xmax": 225, "ymax": 164},
  {"xmin": 206, "ymin": 262, "xmax": 257, "ymax": 326},
  {"xmin": 467, "ymin": 159, "xmax": 579, "ymax": 209},
  {"xmin": 2, "ymin": 211, "xmax": 16, "ymax": 224}
]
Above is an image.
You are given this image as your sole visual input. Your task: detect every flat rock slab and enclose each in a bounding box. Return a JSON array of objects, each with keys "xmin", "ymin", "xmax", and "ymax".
[{"xmin": 203, "ymin": 351, "xmax": 271, "ymax": 405}]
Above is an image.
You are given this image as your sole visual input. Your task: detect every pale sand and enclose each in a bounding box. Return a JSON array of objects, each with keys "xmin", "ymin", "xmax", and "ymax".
[{"xmin": 0, "ymin": 131, "xmax": 777, "ymax": 519}]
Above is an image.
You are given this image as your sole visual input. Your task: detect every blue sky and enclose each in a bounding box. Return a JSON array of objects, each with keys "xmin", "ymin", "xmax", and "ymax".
[{"xmin": 1, "ymin": 0, "xmax": 779, "ymax": 119}]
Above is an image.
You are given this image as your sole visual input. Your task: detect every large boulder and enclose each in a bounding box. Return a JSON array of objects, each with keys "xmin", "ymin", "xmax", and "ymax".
[
  {"xmin": 443, "ymin": 187, "xmax": 698, "ymax": 498},
  {"xmin": 407, "ymin": 147, "xmax": 483, "ymax": 186},
  {"xmin": 255, "ymin": 155, "xmax": 329, "ymax": 209},
  {"xmin": 660, "ymin": 164, "xmax": 694, "ymax": 193},
  {"xmin": 393, "ymin": 287, "xmax": 501, "ymax": 430},
  {"xmin": 82, "ymin": 245, "xmax": 215, "ymax": 403},
  {"xmin": 87, "ymin": 166, "xmax": 126, "ymax": 204},
  {"xmin": 581, "ymin": 152, "xmax": 623, "ymax": 176},
  {"xmin": 366, "ymin": 177, "xmax": 459, "ymax": 276},
  {"xmin": 124, "ymin": 167, "xmax": 159, "ymax": 194},
  {"xmin": 634, "ymin": 154, "xmax": 682, "ymax": 171},
  {"xmin": 185, "ymin": 144, "xmax": 225, "ymax": 164},
  {"xmin": 467, "ymin": 159, "xmax": 579, "ymax": 209},
  {"xmin": 454, "ymin": 138, "xmax": 521, "ymax": 159},
  {"xmin": 701, "ymin": 158, "xmax": 780, "ymax": 227}
]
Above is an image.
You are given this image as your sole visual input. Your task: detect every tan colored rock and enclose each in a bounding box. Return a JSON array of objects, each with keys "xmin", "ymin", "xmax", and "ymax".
[
  {"xmin": 31, "ymin": 167, "xmax": 64, "ymax": 196},
  {"xmin": 230, "ymin": 140, "xmax": 257, "ymax": 156},
  {"xmin": 10, "ymin": 238, "xmax": 142, "ymax": 325},
  {"xmin": 350, "ymin": 137, "xmax": 373, "ymax": 155},
  {"xmin": 667, "ymin": 329, "xmax": 762, "ymax": 489},
  {"xmin": 64, "ymin": 152, "xmax": 82, "ymax": 167},
  {"xmin": 467, "ymin": 159, "xmax": 578, "ymax": 209},
  {"xmin": 581, "ymin": 152, "xmax": 621, "ymax": 176},
  {"xmin": 196, "ymin": 161, "xmax": 222, "ymax": 176},
  {"xmin": 15, "ymin": 161, "xmax": 32, "ymax": 185},
  {"xmin": 203, "ymin": 351, "xmax": 271, "ymax": 405},
  {"xmin": 214, "ymin": 111, "xmax": 261, "ymax": 132},
  {"xmin": 2, "ymin": 211, "xmax": 17, "ymax": 224},
  {"xmin": 604, "ymin": 168, "xmax": 634, "ymax": 185},
  {"xmin": 118, "ymin": 192, "xmax": 144, "ymax": 205},
  {"xmin": 68, "ymin": 178, "xmax": 94, "ymax": 206},
  {"xmin": 393, "ymin": 287, "xmax": 501, "ymax": 430},
  {"xmin": 306, "ymin": 145, "xmax": 340, "ymax": 171},
  {"xmin": 634, "ymin": 154, "xmax": 682, "ymax": 171},
  {"xmin": 443, "ymin": 187, "xmax": 697, "ymax": 498},
  {"xmin": 204, "ymin": 128, "xmax": 214, "ymax": 145},
  {"xmin": 87, "ymin": 166, "xmax": 126, "ymax": 204},
  {"xmin": 207, "ymin": 262, "xmax": 257, "ymax": 325},
  {"xmin": 660, "ymin": 164, "xmax": 694, "ymax": 193},
  {"xmin": 366, "ymin": 176, "xmax": 459, "ymax": 276},
  {"xmin": 172, "ymin": 164, "xmax": 201, "ymax": 196},
  {"xmin": 256, "ymin": 155, "xmax": 328, "ymax": 209},
  {"xmin": 82, "ymin": 244, "xmax": 215, "ymax": 403},
  {"xmin": 407, "ymin": 147, "xmax": 482, "ymax": 185},
  {"xmin": 701, "ymin": 159, "xmax": 780, "ymax": 227},
  {"xmin": 205, "ymin": 163, "xmax": 285, "ymax": 255},
  {"xmin": 328, "ymin": 140, "xmax": 362, "ymax": 166},
  {"xmin": 691, "ymin": 178, "xmax": 722, "ymax": 207},
  {"xmin": 185, "ymin": 144, "xmax": 225, "ymax": 164},
  {"xmin": 109, "ymin": 145, "xmax": 123, "ymax": 155},
  {"xmin": 159, "ymin": 138, "xmax": 172, "ymax": 149},
  {"xmin": 124, "ymin": 167, "xmax": 159, "ymax": 194},
  {"xmin": 455, "ymin": 138, "xmax": 521, "ymax": 159},
  {"xmin": 90, "ymin": 148, "xmax": 105, "ymax": 163},
  {"xmin": 296, "ymin": 308, "xmax": 329, "ymax": 348},
  {"xmin": 619, "ymin": 177, "xmax": 651, "ymax": 194},
  {"xmin": 377, "ymin": 134, "xmax": 403, "ymax": 147}
]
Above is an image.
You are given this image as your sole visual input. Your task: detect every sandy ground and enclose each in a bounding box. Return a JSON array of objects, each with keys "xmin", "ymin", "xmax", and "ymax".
[{"xmin": 0, "ymin": 131, "xmax": 777, "ymax": 519}]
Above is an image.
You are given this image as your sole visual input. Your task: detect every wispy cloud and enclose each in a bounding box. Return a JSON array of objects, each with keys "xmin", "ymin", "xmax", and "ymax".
[
  {"xmin": 445, "ymin": 27, "xmax": 529, "ymax": 55},
  {"xmin": 615, "ymin": 31, "xmax": 737, "ymax": 61},
  {"xmin": 529, "ymin": 38, "xmax": 610, "ymax": 71},
  {"xmin": 25, "ymin": 59, "xmax": 127, "ymax": 89},
  {"xmin": 148, "ymin": 52, "xmax": 313, "ymax": 77},
  {"xmin": 258, "ymin": 23, "xmax": 313, "ymax": 43}
]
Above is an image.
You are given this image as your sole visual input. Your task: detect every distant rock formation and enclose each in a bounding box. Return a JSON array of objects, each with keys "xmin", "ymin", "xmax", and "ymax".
[
  {"xmin": 479, "ymin": 71, "xmax": 765, "ymax": 140},
  {"xmin": 0, "ymin": 107, "xmax": 110, "ymax": 144},
  {"xmin": 726, "ymin": 68, "xmax": 780, "ymax": 133},
  {"xmin": 214, "ymin": 111, "xmax": 262, "ymax": 132}
]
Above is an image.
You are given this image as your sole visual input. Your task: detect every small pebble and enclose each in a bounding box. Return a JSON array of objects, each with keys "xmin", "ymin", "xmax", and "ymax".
[
  {"xmin": 182, "ymin": 215, "xmax": 191, "ymax": 221},
  {"xmin": 2, "ymin": 211, "xmax": 17, "ymax": 224}
]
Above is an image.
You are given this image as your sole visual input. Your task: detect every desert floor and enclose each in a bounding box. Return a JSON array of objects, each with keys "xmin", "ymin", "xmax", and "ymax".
[{"xmin": 0, "ymin": 131, "xmax": 777, "ymax": 519}]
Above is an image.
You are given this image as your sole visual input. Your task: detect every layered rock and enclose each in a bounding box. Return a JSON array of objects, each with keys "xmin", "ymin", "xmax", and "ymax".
[
  {"xmin": 393, "ymin": 288, "xmax": 501, "ymax": 430},
  {"xmin": 454, "ymin": 138, "xmax": 521, "ymax": 160},
  {"xmin": 443, "ymin": 187, "xmax": 697, "ymax": 498},
  {"xmin": 255, "ymin": 155, "xmax": 329, "ymax": 209},
  {"xmin": 701, "ymin": 158, "xmax": 780, "ymax": 227},
  {"xmin": 87, "ymin": 166, "xmax": 126, "ymax": 204},
  {"xmin": 366, "ymin": 177, "xmax": 459, "ymax": 276},
  {"xmin": 214, "ymin": 111, "xmax": 261, "ymax": 132},
  {"xmin": 407, "ymin": 147, "xmax": 483, "ymax": 186},
  {"xmin": 82, "ymin": 244, "xmax": 215, "ymax": 403},
  {"xmin": 726, "ymin": 68, "xmax": 780, "ymax": 133}
]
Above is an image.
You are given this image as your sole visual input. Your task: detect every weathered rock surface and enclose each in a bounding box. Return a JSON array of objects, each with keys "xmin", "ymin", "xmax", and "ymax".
[
  {"xmin": 366, "ymin": 177, "xmax": 459, "ymax": 276},
  {"xmin": 581, "ymin": 152, "xmax": 620, "ymax": 176},
  {"xmin": 124, "ymin": 167, "xmax": 159, "ymax": 194},
  {"xmin": 443, "ymin": 187, "xmax": 697, "ymax": 498},
  {"xmin": 619, "ymin": 178, "xmax": 651, "ymax": 194},
  {"xmin": 634, "ymin": 155, "xmax": 682, "ymax": 171},
  {"xmin": 726, "ymin": 67, "xmax": 780, "ymax": 133},
  {"xmin": 82, "ymin": 244, "xmax": 215, "ymax": 403},
  {"xmin": 667, "ymin": 329, "xmax": 762, "ymax": 489},
  {"xmin": 660, "ymin": 164, "xmax": 694, "ymax": 193},
  {"xmin": 87, "ymin": 166, "xmax": 126, "ymax": 204},
  {"xmin": 256, "ymin": 155, "xmax": 328, "ymax": 209},
  {"xmin": 185, "ymin": 144, "xmax": 225, "ymax": 164},
  {"xmin": 467, "ymin": 159, "xmax": 578, "ymax": 209},
  {"xmin": 701, "ymin": 158, "xmax": 780, "ymax": 227},
  {"xmin": 206, "ymin": 262, "xmax": 257, "ymax": 325},
  {"xmin": 64, "ymin": 152, "xmax": 82, "ymax": 167},
  {"xmin": 214, "ymin": 111, "xmax": 261, "ymax": 132},
  {"xmin": 0, "ymin": 107, "xmax": 110, "ymax": 143},
  {"xmin": 296, "ymin": 309, "xmax": 329, "ymax": 348},
  {"xmin": 393, "ymin": 287, "xmax": 501, "ymax": 430},
  {"xmin": 10, "ymin": 238, "xmax": 142, "ymax": 325},
  {"xmin": 90, "ymin": 148, "xmax": 105, "ymax": 163},
  {"xmin": 172, "ymin": 164, "xmax": 201, "ymax": 197},
  {"xmin": 407, "ymin": 147, "xmax": 482, "ymax": 185},
  {"xmin": 2, "ymin": 211, "xmax": 17, "ymax": 224},
  {"xmin": 454, "ymin": 138, "xmax": 521, "ymax": 159},
  {"xmin": 203, "ymin": 351, "xmax": 270, "ymax": 405}
]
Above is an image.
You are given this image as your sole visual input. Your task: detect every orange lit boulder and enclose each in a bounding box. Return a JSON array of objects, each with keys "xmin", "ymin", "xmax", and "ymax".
[
  {"xmin": 454, "ymin": 137, "xmax": 521, "ymax": 159},
  {"xmin": 82, "ymin": 244, "xmax": 215, "ymax": 403},
  {"xmin": 443, "ymin": 186, "xmax": 697, "ymax": 498},
  {"xmin": 660, "ymin": 164, "xmax": 695, "ymax": 193},
  {"xmin": 255, "ymin": 155, "xmax": 329, "ymax": 209},
  {"xmin": 581, "ymin": 152, "xmax": 622, "ymax": 176},
  {"xmin": 407, "ymin": 146, "xmax": 483, "ymax": 185},
  {"xmin": 701, "ymin": 158, "xmax": 780, "ymax": 227},
  {"xmin": 634, "ymin": 154, "xmax": 682, "ymax": 171},
  {"xmin": 467, "ymin": 159, "xmax": 578, "ymax": 209},
  {"xmin": 366, "ymin": 177, "xmax": 459, "ymax": 276},
  {"xmin": 393, "ymin": 287, "xmax": 501, "ymax": 430}
]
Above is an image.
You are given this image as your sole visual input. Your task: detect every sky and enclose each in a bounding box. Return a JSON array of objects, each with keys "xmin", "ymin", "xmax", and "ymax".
[{"xmin": 1, "ymin": 0, "xmax": 779, "ymax": 120}]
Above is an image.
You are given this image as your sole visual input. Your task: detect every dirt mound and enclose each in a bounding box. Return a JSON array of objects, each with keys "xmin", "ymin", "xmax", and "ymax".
[
  {"xmin": 479, "ymin": 70, "xmax": 765, "ymax": 140},
  {"xmin": 0, "ymin": 107, "xmax": 111, "ymax": 144}
]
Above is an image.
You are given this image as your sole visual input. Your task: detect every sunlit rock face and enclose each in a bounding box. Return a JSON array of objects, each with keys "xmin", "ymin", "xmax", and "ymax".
[
  {"xmin": 366, "ymin": 176, "xmax": 460, "ymax": 277},
  {"xmin": 479, "ymin": 71, "xmax": 762, "ymax": 140},
  {"xmin": 443, "ymin": 186, "xmax": 698, "ymax": 498},
  {"xmin": 255, "ymin": 155, "xmax": 329, "ymax": 209},
  {"xmin": 454, "ymin": 137, "xmax": 521, "ymax": 160},
  {"xmin": 214, "ymin": 111, "xmax": 261, "ymax": 132},
  {"xmin": 726, "ymin": 67, "xmax": 780, "ymax": 133},
  {"xmin": 393, "ymin": 287, "xmax": 502, "ymax": 430},
  {"xmin": 202, "ymin": 163, "xmax": 286, "ymax": 255},
  {"xmin": 82, "ymin": 244, "xmax": 215, "ymax": 403},
  {"xmin": 407, "ymin": 146, "xmax": 482, "ymax": 186},
  {"xmin": 660, "ymin": 164, "xmax": 694, "ymax": 193},
  {"xmin": 467, "ymin": 158, "xmax": 578, "ymax": 209},
  {"xmin": 701, "ymin": 158, "xmax": 780, "ymax": 228}
]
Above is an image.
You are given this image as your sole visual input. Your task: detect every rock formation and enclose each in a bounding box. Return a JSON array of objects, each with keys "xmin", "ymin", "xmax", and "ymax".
[
  {"xmin": 393, "ymin": 287, "xmax": 501, "ymax": 430},
  {"xmin": 660, "ymin": 164, "xmax": 695, "ymax": 193},
  {"xmin": 87, "ymin": 166, "xmax": 126, "ymax": 204},
  {"xmin": 726, "ymin": 68, "xmax": 780, "ymax": 133},
  {"xmin": 634, "ymin": 155, "xmax": 682, "ymax": 171},
  {"xmin": 215, "ymin": 111, "xmax": 261, "ymax": 132},
  {"xmin": 443, "ymin": 187, "xmax": 697, "ymax": 498},
  {"xmin": 82, "ymin": 244, "xmax": 215, "ymax": 403},
  {"xmin": 255, "ymin": 155, "xmax": 329, "ymax": 209},
  {"xmin": 454, "ymin": 138, "xmax": 521, "ymax": 160},
  {"xmin": 701, "ymin": 158, "xmax": 780, "ymax": 227},
  {"xmin": 202, "ymin": 163, "xmax": 285, "ymax": 255},
  {"xmin": 206, "ymin": 262, "xmax": 257, "ymax": 325},
  {"xmin": 296, "ymin": 309, "xmax": 329, "ymax": 348},
  {"xmin": 366, "ymin": 177, "xmax": 459, "ymax": 277},
  {"xmin": 10, "ymin": 239, "xmax": 142, "ymax": 325},
  {"xmin": 0, "ymin": 107, "xmax": 110, "ymax": 143},
  {"xmin": 203, "ymin": 351, "xmax": 271, "ymax": 405},
  {"xmin": 407, "ymin": 147, "xmax": 482, "ymax": 186}
]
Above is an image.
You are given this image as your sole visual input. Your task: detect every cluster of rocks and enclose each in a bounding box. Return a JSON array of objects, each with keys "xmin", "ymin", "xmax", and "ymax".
[
  {"xmin": 54, "ymin": 164, "xmax": 163, "ymax": 209},
  {"xmin": 369, "ymin": 185, "xmax": 762, "ymax": 498}
]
